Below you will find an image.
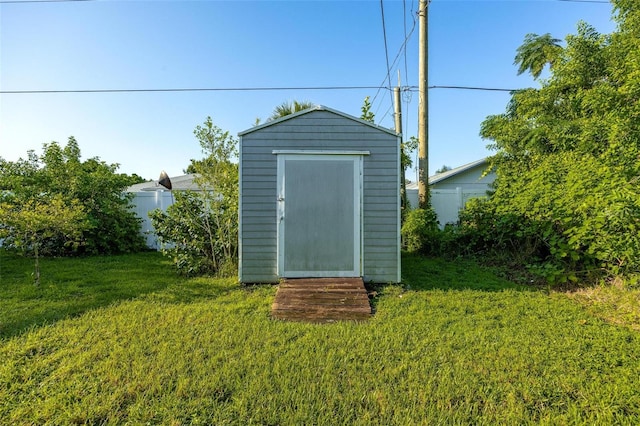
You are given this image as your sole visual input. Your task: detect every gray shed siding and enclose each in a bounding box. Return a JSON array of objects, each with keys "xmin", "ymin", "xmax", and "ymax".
[{"xmin": 239, "ymin": 108, "xmax": 400, "ymax": 283}]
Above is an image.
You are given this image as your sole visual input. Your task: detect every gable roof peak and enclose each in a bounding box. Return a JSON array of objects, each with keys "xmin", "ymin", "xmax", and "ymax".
[{"xmin": 238, "ymin": 105, "xmax": 398, "ymax": 137}]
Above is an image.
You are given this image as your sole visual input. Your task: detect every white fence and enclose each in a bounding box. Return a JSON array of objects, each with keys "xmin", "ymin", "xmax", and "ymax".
[
  {"xmin": 406, "ymin": 187, "xmax": 488, "ymax": 228},
  {"xmin": 130, "ymin": 191, "xmax": 174, "ymax": 249},
  {"xmin": 132, "ymin": 186, "xmax": 487, "ymax": 248}
]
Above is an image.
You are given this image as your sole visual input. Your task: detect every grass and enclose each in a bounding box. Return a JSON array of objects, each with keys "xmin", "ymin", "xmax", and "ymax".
[
  {"xmin": 0, "ymin": 251, "xmax": 185, "ymax": 339},
  {"xmin": 566, "ymin": 277, "xmax": 640, "ymax": 333},
  {"xmin": 1, "ymin": 251, "xmax": 640, "ymax": 424}
]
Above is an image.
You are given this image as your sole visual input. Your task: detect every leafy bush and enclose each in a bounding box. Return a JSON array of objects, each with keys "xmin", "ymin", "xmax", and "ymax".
[
  {"xmin": 0, "ymin": 138, "xmax": 146, "ymax": 257},
  {"xmin": 474, "ymin": 6, "xmax": 640, "ymax": 283},
  {"xmin": 456, "ymin": 198, "xmax": 594, "ymax": 284},
  {"xmin": 401, "ymin": 207, "xmax": 441, "ymax": 255},
  {"xmin": 149, "ymin": 117, "xmax": 238, "ymax": 277},
  {"xmin": 149, "ymin": 191, "xmax": 236, "ymax": 277}
]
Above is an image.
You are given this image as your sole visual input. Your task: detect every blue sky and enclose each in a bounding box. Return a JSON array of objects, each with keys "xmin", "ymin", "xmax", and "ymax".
[{"xmin": 1, "ymin": 0, "xmax": 615, "ymax": 181}]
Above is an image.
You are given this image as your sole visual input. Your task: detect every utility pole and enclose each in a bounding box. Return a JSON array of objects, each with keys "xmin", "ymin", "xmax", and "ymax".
[
  {"xmin": 418, "ymin": 0, "xmax": 429, "ymax": 209},
  {"xmin": 394, "ymin": 86, "xmax": 402, "ymax": 136},
  {"xmin": 394, "ymin": 79, "xmax": 407, "ymax": 214}
]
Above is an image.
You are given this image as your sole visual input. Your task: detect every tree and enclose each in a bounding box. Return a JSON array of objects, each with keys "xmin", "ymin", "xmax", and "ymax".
[
  {"xmin": 402, "ymin": 136, "xmax": 419, "ymax": 201},
  {"xmin": 150, "ymin": 117, "xmax": 239, "ymax": 277},
  {"xmin": 0, "ymin": 137, "xmax": 146, "ymax": 256},
  {"xmin": 268, "ymin": 100, "xmax": 315, "ymax": 121},
  {"xmin": 514, "ymin": 33, "xmax": 563, "ymax": 79},
  {"xmin": 435, "ymin": 165, "xmax": 452, "ymax": 174},
  {"xmin": 476, "ymin": 2, "xmax": 640, "ymax": 281},
  {"xmin": 360, "ymin": 96, "xmax": 375, "ymax": 122},
  {"xmin": 0, "ymin": 195, "xmax": 89, "ymax": 285}
]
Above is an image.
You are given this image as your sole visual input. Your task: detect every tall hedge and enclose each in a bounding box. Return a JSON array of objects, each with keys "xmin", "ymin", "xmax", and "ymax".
[{"xmin": 475, "ymin": 1, "xmax": 640, "ymax": 281}]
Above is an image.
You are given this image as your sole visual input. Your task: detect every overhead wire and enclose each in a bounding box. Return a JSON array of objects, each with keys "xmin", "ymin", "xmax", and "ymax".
[
  {"xmin": 430, "ymin": 85, "xmax": 518, "ymax": 92},
  {"xmin": 403, "ymin": 0, "xmax": 414, "ymax": 88},
  {"xmin": 557, "ymin": 0, "xmax": 610, "ymax": 3},
  {"xmin": 377, "ymin": 0, "xmax": 395, "ymax": 121},
  {"xmin": 1, "ymin": 0, "xmax": 609, "ymax": 157},
  {"xmin": 0, "ymin": 85, "xmax": 528, "ymax": 95},
  {"xmin": 378, "ymin": 103, "xmax": 395, "ymax": 125},
  {"xmin": 2, "ymin": 0, "xmax": 581, "ymax": 98},
  {"xmin": 0, "ymin": 0, "xmax": 94, "ymax": 3},
  {"xmin": 372, "ymin": 0, "xmax": 419, "ymax": 120},
  {"xmin": 0, "ymin": 0, "xmax": 612, "ymax": 3},
  {"xmin": 403, "ymin": 0, "xmax": 415, "ymax": 138},
  {"xmin": 0, "ymin": 85, "xmax": 396, "ymax": 94}
]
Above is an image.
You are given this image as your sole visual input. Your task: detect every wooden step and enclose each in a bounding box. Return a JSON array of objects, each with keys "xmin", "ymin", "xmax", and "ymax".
[{"xmin": 271, "ymin": 277, "xmax": 372, "ymax": 323}]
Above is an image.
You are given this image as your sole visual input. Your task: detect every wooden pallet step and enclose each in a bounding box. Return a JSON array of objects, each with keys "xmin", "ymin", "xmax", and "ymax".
[
  {"xmin": 277, "ymin": 284, "xmax": 367, "ymax": 290},
  {"xmin": 273, "ymin": 291, "xmax": 369, "ymax": 300},
  {"xmin": 272, "ymin": 313, "xmax": 371, "ymax": 322},
  {"xmin": 270, "ymin": 308, "xmax": 371, "ymax": 315},
  {"xmin": 272, "ymin": 304, "xmax": 371, "ymax": 313},
  {"xmin": 278, "ymin": 283, "xmax": 366, "ymax": 290},
  {"xmin": 272, "ymin": 300, "xmax": 369, "ymax": 308},
  {"xmin": 271, "ymin": 277, "xmax": 371, "ymax": 322}
]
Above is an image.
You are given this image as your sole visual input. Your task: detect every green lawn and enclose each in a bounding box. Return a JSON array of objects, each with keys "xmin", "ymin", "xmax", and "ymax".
[{"xmin": 1, "ymin": 251, "xmax": 639, "ymax": 424}]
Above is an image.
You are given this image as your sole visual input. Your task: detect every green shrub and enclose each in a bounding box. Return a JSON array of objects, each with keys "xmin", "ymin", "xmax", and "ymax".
[
  {"xmin": 456, "ymin": 198, "xmax": 599, "ymax": 284},
  {"xmin": 149, "ymin": 190, "xmax": 237, "ymax": 278},
  {"xmin": 0, "ymin": 138, "xmax": 146, "ymax": 257},
  {"xmin": 401, "ymin": 207, "xmax": 440, "ymax": 255},
  {"xmin": 149, "ymin": 117, "xmax": 238, "ymax": 277},
  {"xmin": 476, "ymin": 9, "xmax": 640, "ymax": 284}
]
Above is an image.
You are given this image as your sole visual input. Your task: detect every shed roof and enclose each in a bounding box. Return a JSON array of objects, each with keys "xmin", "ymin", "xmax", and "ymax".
[{"xmin": 238, "ymin": 105, "xmax": 399, "ymax": 137}]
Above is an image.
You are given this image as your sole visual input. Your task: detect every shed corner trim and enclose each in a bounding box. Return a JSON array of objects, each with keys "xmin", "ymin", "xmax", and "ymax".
[{"xmin": 271, "ymin": 150, "xmax": 370, "ymax": 156}]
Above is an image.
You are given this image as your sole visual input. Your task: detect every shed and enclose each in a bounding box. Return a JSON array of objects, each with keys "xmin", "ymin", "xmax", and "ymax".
[
  {"xmin": 238, "ymin": 105, "xmax": 401, "ymax": 284},
  {"xmin": 407, "ymin": 158, "xmax": 496, "ymax": 227}
]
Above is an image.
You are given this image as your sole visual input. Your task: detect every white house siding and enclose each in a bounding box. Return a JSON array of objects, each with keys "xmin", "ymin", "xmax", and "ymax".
[
  {"xmin": 431, "ymin": 168, "xmax": 495, "ymax": 191},
  {"xmin": 406, "ymin": 160, "xmax": 495, "ymax": 227},
  {"xmin": 126, "ymin": 174, "xmax": 203, "ymax": 250},
  {"xmin": 239, "ymin": 107, "xmax": 400, "ymax": 284},
  {"xmin": 129, "ymin": 191, "xmax": 174, "ymax": 249}
]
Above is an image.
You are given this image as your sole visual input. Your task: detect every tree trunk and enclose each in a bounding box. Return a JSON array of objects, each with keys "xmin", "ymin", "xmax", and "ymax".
[{"xmin": 33, "ymin": 241, "xmax": 41, "ymax": 286}]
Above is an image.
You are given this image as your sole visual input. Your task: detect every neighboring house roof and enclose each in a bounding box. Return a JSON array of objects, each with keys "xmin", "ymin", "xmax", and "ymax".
[
  {"xmin": 406, "ymin": 158, "xmax": 491, "ymax": 189},
  {"xmin": 125, "ymin": 173, "xmax": 202, "ymax": 192},
  {"xmin": 238, "ymin": 104, "xmax": 399, "ymax": 137},
  {"xmin": 429, "ymin": 158, "xmax": 490, "ymax": 185}
]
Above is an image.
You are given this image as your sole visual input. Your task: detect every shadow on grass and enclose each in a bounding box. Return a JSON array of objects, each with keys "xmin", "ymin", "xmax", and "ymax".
[
  {"xmin": 399, "ymin": 252, "xmax": 537, "ymax": 292},
  {"xmin": 364, "ymin": 253, "xmax": 538, "ymax": 314},
  {"xmin": 0, "ymin": 251, "xmax": 235, "ymax": 340},
  {"xmin": 142, "ymin": 276, "xmax": 241, "ymax": 305}
]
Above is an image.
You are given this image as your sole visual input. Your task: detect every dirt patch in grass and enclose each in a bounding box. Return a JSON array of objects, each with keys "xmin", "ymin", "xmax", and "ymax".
[{"xmin": 566, "ymin": 278, "xmax": 640, "ymax": 332}]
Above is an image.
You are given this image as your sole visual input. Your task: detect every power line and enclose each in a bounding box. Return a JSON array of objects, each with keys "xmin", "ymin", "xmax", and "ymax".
[
  {"xmin": 0, "ymin": 85, "xmax": 393, "ymax": 95},
  {"xmin": 430, "ymin": 85, "xmax": 517, "ymax": 92},
  {"xmin": 0, "ymin": 85, "xmax": 527, "ymax": 95},
  {"xmin": 378, "ymin": 102, "xmax": 395, "ymax": 124},
  {"xmin": 402, "ymin": 0, "xmax": 415, "ymax": 88},
  {"xmin": 379, "ymin": 0, "xmax": 393, "ymax": 92},
  {"xmin": 0, "ymin": 0, "xmax": 611, "ymax": 3},
  {"xmin": 379, "ymin": 0, "xmax": 394, "ymax": 119},
  {"xmin": 557, "ymin": 0, "xmax": 609, "ymax": 3},
  {"xmin": 401, "ymin": 0, "xmax": 416, "ymax": 138},
  {"xmin": 0, "ymin": 0, "xmax": 94, "ymax": 3},
  {"xmin": 372, "ymin": 1, "xmax": 418, "ymax": 117},
  {"xmin": 426, "ymin": 0, "xmax": 609, "ymax": 2}
]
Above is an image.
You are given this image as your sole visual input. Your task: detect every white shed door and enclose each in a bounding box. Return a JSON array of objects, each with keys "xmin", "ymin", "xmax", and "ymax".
[{"xmin": 277, "ymin": 154, "xmax": 361, "ymax": 278}]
